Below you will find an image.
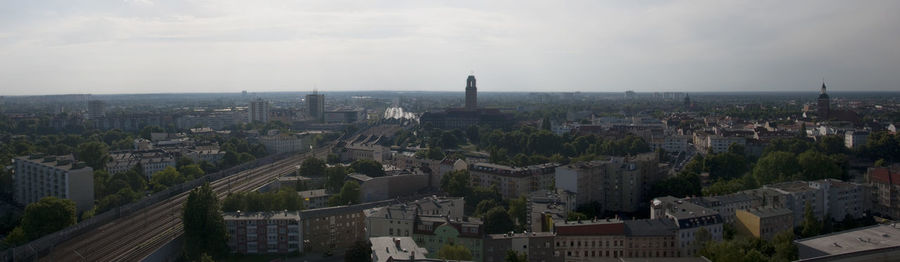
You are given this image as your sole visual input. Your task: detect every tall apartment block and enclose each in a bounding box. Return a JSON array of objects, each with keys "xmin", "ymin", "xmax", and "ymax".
[{"xmin": 14, "ymin": 154, "xmax": 94, "ymax": 212}]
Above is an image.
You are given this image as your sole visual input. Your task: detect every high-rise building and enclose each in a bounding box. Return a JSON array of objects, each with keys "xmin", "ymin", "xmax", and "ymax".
[
  {"xmin": 224, "ymin": 211, "xmax": 302, "ymax": 254},
  {"xmin": 306, "ymin": 92, "xmax": 325, "ymax": 122},
  {"xmin": 87, "ymin": 100, "xmax": 106, "ymax": 119},
  {"xmin": 817, "ymin": 82, "xmax": 830, "ymax": 120},
  {"xmin": 14, "ymin": 154, "xmax": 94, "ymax": 212},
  {"xmin": 249, "ymin": 98, "xmax": 270, "ymax": 123},
  {"xmin": 465, "ymin": 75, "xmax": 477, "ymax": 110}
]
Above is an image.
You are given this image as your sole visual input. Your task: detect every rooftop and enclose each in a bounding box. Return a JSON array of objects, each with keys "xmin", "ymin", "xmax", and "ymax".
[
  {"xmin": 223, "ymin": 211, "xmax": 300, "ymax": 221},
  {"xmin": 624, "ymin": 219, "xmax": 678, "ymax": 236},
  {"xmin": 740, "ymin": 207, "xmax": 793, "ymax": 219},
  {"xmin": 370, "ymin": 237, "xmax": 428, "ymax": 262},
  {"xmin": 16, "ymin": 154, "xmax": 89, "ymax": 171},
  {"xmin": 795, "ymin": 224, "xmax": 900, "ymax": 259}
]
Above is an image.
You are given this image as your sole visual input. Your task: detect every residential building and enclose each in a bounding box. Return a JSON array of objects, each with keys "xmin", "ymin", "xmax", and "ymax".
[
  {"xmin": 555, "ymin": 153, "xmax": 660, "ymax": 213},
  {"xmin": 13, "ymin": 154, "xmax": 94, "ymax": 212},
  {"xmin": 554, "ymin": 218, "xmax": 627, "ymax": 260},
  {"xmin": 223, "ymin": 211, "xmax": 301, "ymax": 254},
  {"xmin": 87, "ymin": 100, "xmax": 105, "ymax": 119},
  {"xmin": 107, "ymin": 149, "xmax": 176, "ymax": 179},
  {"xmin": 323, "ymin": 110, "xmax": 365, "ymax": 124},
  {"xmin": 249, "ymin": 98, "xmax": 270, "ymax": 123},
  {"xmin": 301, "ymin": 201, "xmax": 393, "ymax": 253},
  {"xmin": 306, "ymin": 92, "xmax": 325, "ymax": 122},
  {"xmin": 844, "ymin": 130, "xmax": 869, "ymax": 149},
  {"xmin": 483, "ymin": 232, "xmax": 557, "ymax": 262},
  {"xmin": 687, "ymin": 194, "xmax": 755, "ymax": 224},
  {"xmin": 365, "ymin": 196, "xmax": 464, "ymax": 238},
  {"xmin": 795, "ymin": 224, "xmax": 900, "ymax": 261},
  {"xmin": 259, "ymin": 133, "xmax": 307, "ymax": 154},
  {"xmin": 370, "ymin": 237, "xmax": 428, "ymax": 262},
  {"xmin": 413, "ymin": 216, "xmax": 484, "ymax": 261},
  {"xmin": 298, "ymin": 189, "xmax": 330, "ymax": 209},
  {"xmin": 348, "ymin": 171, "xmax": 429, "ymax": 203},
  {"xmin": 867, "ymin": 165, "xmax": 900, "ymax": 219},
  {"xmin": 706, "ymin": 135, "xmax": 746, "ymax": 154},
  {"xmin": 734, "ymin": 207, "xmax": 793, "ymax": 241},
  {"xmin": 651, "ymin": 196, "xmax": 723, "ymax": 257},
  {"xmin": 528, "ymin": 189, "xmax": 576, "ymax": 233},
  {"xmin": 469, "ymin": 162, "xmax": 558, "ymax": 200},
  {"xmin": 623, "ymin": 219, "xmax": 680, "ymax": 258}
]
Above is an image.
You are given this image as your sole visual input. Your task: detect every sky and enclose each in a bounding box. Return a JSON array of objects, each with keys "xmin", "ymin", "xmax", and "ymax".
[{"xmin": 1, "ymin": 0, "xmax": 899, "ymax": 95}]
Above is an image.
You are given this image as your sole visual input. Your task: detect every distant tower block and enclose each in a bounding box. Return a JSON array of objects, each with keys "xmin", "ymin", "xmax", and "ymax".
[
  {"xmin": 817, "ymin": 82, "xmax": 830, "ymax": 120},
  {"xmin": 465, "ymin": 75, "xmax": 477, "ymax": 110}
]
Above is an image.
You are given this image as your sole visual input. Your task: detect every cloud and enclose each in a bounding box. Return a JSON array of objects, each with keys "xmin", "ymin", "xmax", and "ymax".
[{"xmin": 0, "ymin": 0, "xmax": 898, "ymax": 95}]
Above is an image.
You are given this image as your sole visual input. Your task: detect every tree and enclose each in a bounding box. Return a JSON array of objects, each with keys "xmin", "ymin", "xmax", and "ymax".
[
  {"xmin": 179, "ymin": 164, "xmax": 205, "ymax": 180},
  {"xmin": 706, "ymin": 152, "xmax": 748, "ymax": 180},
  {"xmin": 484, "ymin": 206, "xmax": 514, "ymax": 234},
  {"xmin": 693, "ymin": 227, "xmax": 712, "ymax": 251},
  {"xmin": 345, "ymin": 240, "xmax": 372, "ymax": 262},
  {"xmin": 437, "ymin": 243, "xmax": 473, "ymax": 260},
  {"xmin": 772, "ymin": 230, "xmax": 798, "ymax": 261},
  {"xmin": 329, "ymin": 181, "xmax": 361, "ymax": 206},
  {"xmin": 325, "ymin": 165, "xmax": 349, "ymax": 192},
  {"xmin": 299, "ymin": 157, "xmax": 326, "ymax": 177},
  {"xmin": 800, "ymin": 202, "xmax": 822, "ymax": 238},
  {"xmin": 425, "ymin": 147, "xmax": 446, "ymax": 160},
  {"xmin": 4, "ymin": 226, "xmax": 26, "ymax": 246},
  {"xmin": 440, "ymin": 170, "xmax": 472, "ymax": 197},
  {"xmin": 650, "ymin": 172, "xmax": 701, "ymax": 198},
  {"xmin": 183, "ymin": 183, "xmax": 228, "ymax": 260},
  {"xmin": 150, "ymin": 166, "xmax": 185, "ymax": 192},
  {"xmin": 176, "ymin": 157, "xmax": 194, "ymax": 170},
  {"xmin": 350, "ymin": 159, "xmax": 385, "ymax": 177},
  {"xmin": 505, "ymin": 250, "xmax": 528, "ymax": 262},
  {"xmin": 20, "ymin": 197, "xmax": 77, "ymax": 241},
  {"xmin": 76, "ymin": 141, "xmax": 110, "ymax": 170},
  {"xmin": 797, "ymin": 150, "xmax": 842, "ymax": 180},
  {"xmin": 327, "ymin": 153, "xmax": 341, "ymax": 164},
  {"xmin": 508, "ymin": 196, "xmax": 528, "ymax": 226},
  {"xmin": 752, "ymin": 151, "xmax": 800, "ymax": 185},
  {"xmin": 474, "ymin": 199, "xmax": 499, "ymax": 217}
]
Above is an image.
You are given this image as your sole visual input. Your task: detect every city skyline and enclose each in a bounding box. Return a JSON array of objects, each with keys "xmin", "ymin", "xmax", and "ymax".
[{"xmin": 1, "ymin": 1, "xmax": 899, "ymax": 95}]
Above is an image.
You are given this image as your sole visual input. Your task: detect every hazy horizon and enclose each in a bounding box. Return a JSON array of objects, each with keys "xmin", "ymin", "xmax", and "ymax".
[{"xmin": 2, "ymin": 1, "xmax": 900, "ymax": 95}]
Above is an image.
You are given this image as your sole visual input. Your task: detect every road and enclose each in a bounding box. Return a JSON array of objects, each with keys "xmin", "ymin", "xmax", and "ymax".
[{"xmin": 39, "ymin": 147, "xmax": 330, "ymax": 262}]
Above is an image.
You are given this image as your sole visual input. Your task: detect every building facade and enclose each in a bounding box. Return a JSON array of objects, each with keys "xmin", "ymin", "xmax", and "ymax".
[
  {"xmin": 306, "ymin": 93, "xmax": 325, "ymax": 122},
  {"xmin": 14, "ymin": 154, "xmax": 94, "ymax": 212},
  {"xmin": 483, "ymin": 232, "xmax": 557, "ymax": 262},
  {"xmin": 413, "ymin": 216, "xmax": 484, "ymax": 261},
  {"xmin": 249, "ymin": 98, "xmax": 270, "ymax": 123},
  {"xmin": 555, "ymin": 153, "xmax": 660, "ymax": 213},
  {"xmin": 651, "ymin": 196, "xmax": 724, "ymax": 257},
  {"xmin": 224, "ymin": 211, "xmax": 302, "ymax": 254},
  {"xmin": 469, "ymin": 162, "xmax": 558, "ymax": 200},
  {"xmin": 465, "ymin": 75, "xmax": 477, "ymax": 110},
  {"xmin": 734, "ymin": 207, "xmax": 794, "ymax": 241}
]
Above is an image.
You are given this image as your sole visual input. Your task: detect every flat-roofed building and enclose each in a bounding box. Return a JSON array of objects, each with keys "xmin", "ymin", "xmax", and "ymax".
[
  {"xmin": 14, "ymin": 154, "xmax": 94, "ymax": 212},
  {"xmin": 735, "ymin": 207, "xmax": 793, "ymax": 241},
  {"xmin": 223, "ymin": 211, "xmax": 302, "ymax": 254},
  {"xmin": 469, "ymin": 162, "xmax": 558, "ymax": 200},
  {"xmin": 556, "ymin": 153, "xmax": 660, "ymax": 213},
  {"xmin": 297, "ymin": 189, "xmax": 330, "ymax": 209},
  {"xmin": 365, "ymin": 196, "xmax": 464, "ymax": 238},
  {"xmin": 688, "ymin": 194, "xmax": 755, "ymax": 224},
  {"xmin": 301, "ymin": 201, "xmax": 394, "ymax": 253},
  {"xmin": 483, "ymin": 232, "xmax": 557, "ymax": 262},
  {"xmin": 795, "ymin": 224, "xmax": 900, "ymax": 261}
]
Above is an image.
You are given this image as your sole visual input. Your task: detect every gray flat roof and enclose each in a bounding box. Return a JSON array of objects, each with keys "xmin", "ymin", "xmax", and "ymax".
[{"xmin": 795, "ymin": 224, "xmax": 900, "ymax": 258}]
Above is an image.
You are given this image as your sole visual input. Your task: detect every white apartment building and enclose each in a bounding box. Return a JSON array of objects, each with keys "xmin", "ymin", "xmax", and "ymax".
[
  {"xmin": 651, "ymin": 196, "xmax": 724, "ymax": 257},
  {"xmin": 259, "ymin": 134, "xmax": 306, "ymax": 154},
  {"xmin": 14, "ymin": 155, "xmax": 94, "ymax": 212},
  {"xmin": 248, "ymin": 98, "xmax": 270, "ymax": 123}
]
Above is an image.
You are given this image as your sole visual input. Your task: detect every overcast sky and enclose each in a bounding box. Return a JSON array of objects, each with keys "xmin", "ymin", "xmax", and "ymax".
[{"xmin": 1, "ymin": 0, "xmax": 898, "ymax": 95}]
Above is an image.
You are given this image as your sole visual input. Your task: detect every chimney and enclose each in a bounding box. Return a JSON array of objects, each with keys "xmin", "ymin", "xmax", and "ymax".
[{"xmin": 394, "ymin": 238, "xmax": 401, "ymax": 249}]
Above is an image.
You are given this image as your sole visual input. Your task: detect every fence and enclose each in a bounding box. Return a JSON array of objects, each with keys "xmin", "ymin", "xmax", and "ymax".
[{"xmin": 0, "ymin": 152, "xmax": 291, "ymax": 262}]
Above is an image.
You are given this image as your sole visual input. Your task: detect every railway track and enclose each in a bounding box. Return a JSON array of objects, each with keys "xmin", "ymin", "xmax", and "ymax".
[{"xmin": 39, "ymin": 147, "xmax": 329, "ymax": 261}]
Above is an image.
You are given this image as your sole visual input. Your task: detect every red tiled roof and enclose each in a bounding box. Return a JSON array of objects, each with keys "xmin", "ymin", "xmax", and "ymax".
[{"xmin": 870, "ymin": 168, "xmax": 900, "ymax": 185}]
